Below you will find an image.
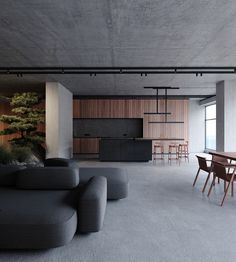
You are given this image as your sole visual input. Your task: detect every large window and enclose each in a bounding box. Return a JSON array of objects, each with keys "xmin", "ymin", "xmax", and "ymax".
[{"xmin": 205, "ymin": 104, "xmax": 216, "ymax": 150}]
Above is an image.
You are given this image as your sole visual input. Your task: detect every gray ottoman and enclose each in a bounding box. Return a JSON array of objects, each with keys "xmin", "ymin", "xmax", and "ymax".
[
  {"xmin": 79, "ymin": 168, "xmax": 129, "ymax": 200},
  {"xmin": 44, "ymin": 158, "xmax": 129, "ymax": 200}
]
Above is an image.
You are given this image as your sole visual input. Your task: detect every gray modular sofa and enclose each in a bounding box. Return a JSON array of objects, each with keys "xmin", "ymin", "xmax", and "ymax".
[
  {"xmin": 44, "ymin": 158, "xmax": 129, "ymax": 200},
  {"xmin": 0, "ymin": 165, "xmax": 107, "ymax": 249}
]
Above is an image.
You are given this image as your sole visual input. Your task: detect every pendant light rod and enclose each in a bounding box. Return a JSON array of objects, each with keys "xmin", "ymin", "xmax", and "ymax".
[
  {"xmin": 143, "ymin": 87, "xmax": 180, "ymax": 89},
  {"xmin": 143, "ymin": 86, "xmax": 180, "ymax": 117}
]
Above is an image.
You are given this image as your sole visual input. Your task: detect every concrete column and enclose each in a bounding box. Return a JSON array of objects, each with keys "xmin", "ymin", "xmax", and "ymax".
[
  {"xmin": 46, "ymin": 82, "xmax": 73, "ymax": 158},
  {"xmin": 189, "ymin": 100, "xmax": 205, "ymax": 153},
  {"xmin": 216, "ymin": 80, "xmax": 236, "ymax": 151}
]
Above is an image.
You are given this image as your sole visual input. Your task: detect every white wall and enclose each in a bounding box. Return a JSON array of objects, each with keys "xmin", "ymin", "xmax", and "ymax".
[
  {"xmin": 46, "ymin": 82, "xmax": 73, "ymax": 158},
  {"xmin": 189, "ymin": 100, "xmax": 205, "ymax": 153},
  {"xmin": 216, "ymin": 81, "xmax": 225, "ymax": 151},
  {"xmin": 216, "ymin": 80, "xmax": 236, "ymax": 151}
]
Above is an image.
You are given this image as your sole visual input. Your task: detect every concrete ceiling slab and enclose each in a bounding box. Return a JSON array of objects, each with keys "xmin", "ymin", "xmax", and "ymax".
[{"xmin": 1, "ymin": 0, "xmax": 236, "ymax": 95}]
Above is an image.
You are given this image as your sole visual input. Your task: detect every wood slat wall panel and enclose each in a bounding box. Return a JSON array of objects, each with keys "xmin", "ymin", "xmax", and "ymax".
[
  {"xmin": 73, "ymin": 99, "xmax": 189, "ymax": 154},
  {"xmin": 73, "ymin": 138, "xmax": 81, "ymax": 153},
  {"xmin": 73, "ymin": 100, "xmax": 80, "ymax": 118}
]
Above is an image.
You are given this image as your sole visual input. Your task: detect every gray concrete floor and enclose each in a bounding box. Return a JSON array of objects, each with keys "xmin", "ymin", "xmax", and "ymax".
[{"xmin": 1, "ymin": 156, "xmax": 236, "ymax": 262}]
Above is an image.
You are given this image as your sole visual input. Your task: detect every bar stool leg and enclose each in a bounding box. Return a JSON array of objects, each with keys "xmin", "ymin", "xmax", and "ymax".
[
  {"xmin": 161, "ymin": 146, "xmax": 164, "ymax": 161},
  {"xmin": 153, "ymin": 146, "xmax": 156, "ymax": 164},
  {"xmin": 178, "ymin": 145, "xmax": 181, "ymax": 165},
  {"xmin": 168, "ymin": 146, "xmax": 171, "ymax": 165},
  {"xmin": 176, "ymin": 146, "xmax": 179, "ymax": 164}
]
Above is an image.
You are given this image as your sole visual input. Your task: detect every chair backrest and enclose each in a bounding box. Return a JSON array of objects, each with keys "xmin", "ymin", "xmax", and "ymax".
[
  {"xmin": 196, "ymin": 156, "xmax": 209, "ymax": 172},
  {"xmin": 212, "ymin": 155, "xmax": 228, "ymax": 164},
  {"xmin": 212, "ymin": 161, "xmax": 228, "ymax": 180}
]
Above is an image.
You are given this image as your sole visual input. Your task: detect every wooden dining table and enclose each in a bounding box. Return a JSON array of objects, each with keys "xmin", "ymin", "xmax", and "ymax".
[{"xmin": 209, "ymin": 151, "xmax": 236, "ymax": 161}]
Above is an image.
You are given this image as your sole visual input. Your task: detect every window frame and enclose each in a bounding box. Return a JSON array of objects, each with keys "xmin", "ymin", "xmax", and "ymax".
[{"xmin": 205, "ymin": 103, "xmax": 216, "ymax": 151}]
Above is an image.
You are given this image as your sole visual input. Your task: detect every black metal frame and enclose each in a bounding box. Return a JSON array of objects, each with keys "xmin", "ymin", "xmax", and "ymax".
[
  {"xmin": 148, "ymin": 121, "xmax": 184, "ymax": 124},
  {"xmin": 0, "ymin": 66, "xmax": 236, "ymax": 75},
  {"xmin": 73, "ymin": 95, "xmax": 213, "ymax": 99},
  {"xmin": 143, "ymin": 86, "xmax": 185, "ymax": 123},
  {"xmin": 143, "ymin": 87, "xmax": 179, "ymax": 116}
]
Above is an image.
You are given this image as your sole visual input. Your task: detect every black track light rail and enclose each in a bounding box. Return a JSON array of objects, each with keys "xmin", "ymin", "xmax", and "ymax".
[{"xmin": 0, "ymin": 66, "xmax": 236, "ymax": 75}]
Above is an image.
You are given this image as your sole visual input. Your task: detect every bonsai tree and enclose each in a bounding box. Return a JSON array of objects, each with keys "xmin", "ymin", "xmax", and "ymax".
[{"xmin": 0, "ymin": 92, "xmax": 45, "ymax": 160}]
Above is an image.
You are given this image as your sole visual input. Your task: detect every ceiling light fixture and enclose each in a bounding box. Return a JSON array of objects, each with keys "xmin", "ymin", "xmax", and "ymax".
[
  {"xmin": 0, "ymin": 67, "xmax": 235, "ymax": 75},
  {"xmin": 143, "ymin": 86, "xmax": 182, "ymax": 123}
]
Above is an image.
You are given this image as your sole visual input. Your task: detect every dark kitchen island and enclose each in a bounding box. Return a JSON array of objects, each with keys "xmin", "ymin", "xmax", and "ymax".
[{"xmin": 99, "ymin": 138, "xmax": 152, "ymax": 162}]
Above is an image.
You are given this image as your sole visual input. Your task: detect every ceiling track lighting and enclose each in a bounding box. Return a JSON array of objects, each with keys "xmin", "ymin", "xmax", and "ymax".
[
  {"xmin": 0, "ymin": 66, "xmax": 235, "ymax": 75},
  {"xmin": 196, "ymin": 73, "xmax": 203, "ymax": 77}
]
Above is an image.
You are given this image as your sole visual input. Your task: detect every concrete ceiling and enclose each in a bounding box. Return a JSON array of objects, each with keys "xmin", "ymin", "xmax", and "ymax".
[{"xmin": 1, "ymin": 0, "xmax": 236, "ymax": 96}]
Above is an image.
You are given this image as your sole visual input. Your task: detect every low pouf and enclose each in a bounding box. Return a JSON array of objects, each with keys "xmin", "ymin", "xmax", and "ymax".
[
  {"xmin": 79, "ymin": 167, "xmax": 129, "ymax": 200},
  {"xmin": 44, "ymin": 158, "xmax": 129, "ymax": 200}
]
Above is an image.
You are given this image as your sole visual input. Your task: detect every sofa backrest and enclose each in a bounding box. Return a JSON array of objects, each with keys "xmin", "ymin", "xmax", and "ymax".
[
  {"xmin": 16, "ymin": 167, "xmax": 79, "ymax": 190},
  {"xmin": 44, "ymin": 158, "xmax": 79, "ymax": 169},
  {"xmin": 0, "ymin": 165, "xmax": 25, "ymax": 186}
]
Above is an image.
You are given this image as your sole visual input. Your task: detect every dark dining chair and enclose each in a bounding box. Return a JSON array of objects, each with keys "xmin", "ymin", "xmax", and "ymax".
[
  {"xmin": 207, "ymin": 161, "xmax": 236, "ymax": 206},
  {"xmin": 193, "ymin": 156, "xmax": 212, "ymax": 190},
  {"xmin": 202, "ymin": 155, "xmax": 231, "ymax": 193}
]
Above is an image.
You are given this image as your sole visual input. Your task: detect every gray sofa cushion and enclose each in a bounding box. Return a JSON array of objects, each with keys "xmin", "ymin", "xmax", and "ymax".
[
  {"xmin": 17, "ymin": 167, "xmax": 79, "ymax": 190},
  {"xmin": 0, "ymin": 165, "xmax": 25, "ymax": 186},
  {"xmin": 78, "ymin": 176, "xmax": 107, "ymax": 232},
  {"xmin": 0, "ymin": 188, "xmax": 77, "ymax": 249},
  {"xmin": 44, "ymin": 158, "xmax": 79, "ymax": 169},
  {"xmin": 79, "ymin": 168, "xmax": 129, "ymax": 200}
]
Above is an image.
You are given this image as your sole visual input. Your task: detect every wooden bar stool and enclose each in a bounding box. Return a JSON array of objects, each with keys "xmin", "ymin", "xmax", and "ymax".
[
  {"xmin": 153, "ymin": 143, "xmax": 164, "ymax": 161},
  {"xmin": 168, "ymin": 143, "xmax": 179, "ymax": 164},
  {"xmin": 178, "ymin": 141, "xmax": 189, "ymax": 163}
]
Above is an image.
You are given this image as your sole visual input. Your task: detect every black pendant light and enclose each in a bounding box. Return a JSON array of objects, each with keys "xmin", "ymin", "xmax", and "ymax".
[{"xmin": 143, "ymin": 86, "xmax": 184, "ymax": 124}]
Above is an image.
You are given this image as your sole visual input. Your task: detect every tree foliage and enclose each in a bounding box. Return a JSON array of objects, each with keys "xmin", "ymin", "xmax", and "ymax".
[{"xmin": 0, "ymin": 92, "xmax": 45, "ymax": 155}]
